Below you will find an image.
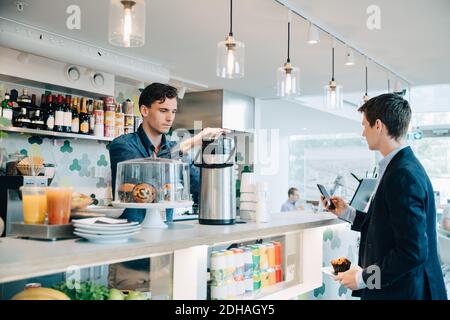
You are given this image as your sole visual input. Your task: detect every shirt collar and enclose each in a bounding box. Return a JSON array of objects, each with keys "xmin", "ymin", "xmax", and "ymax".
[
  {"xmin": 378, "ymin": 144, "xmax": 408, "ymax": 177},
  {"xmin": 137, "ymin": 125, "xmax": 171, "ymax": 157}
]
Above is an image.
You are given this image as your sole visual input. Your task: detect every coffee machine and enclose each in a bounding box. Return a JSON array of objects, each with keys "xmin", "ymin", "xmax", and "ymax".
[
  {"xmin": 0, "ymin": 176, "xmax": 50, "ymax": 236},
  {"xmin": 196, "ymin": 134, "xmax": 236, "ymax": 225}
]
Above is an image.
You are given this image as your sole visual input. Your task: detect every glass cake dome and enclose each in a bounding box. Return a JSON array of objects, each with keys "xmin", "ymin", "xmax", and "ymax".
[{"xmin": 114, "ymin": 158, "xmax": 190, "ymax": 204}]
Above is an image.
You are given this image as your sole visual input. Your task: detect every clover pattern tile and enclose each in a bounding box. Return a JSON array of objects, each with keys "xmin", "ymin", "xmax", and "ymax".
[
  {"xmin": 78, "ymin": 154, "xmax": 91, "ymax": 177},
  {"xmin": 28, "ymin": 135, "xmax": 43, "ymax": 145},
  {"xmin": 69, "ymin": 159, "xmax": 81, "ymax": 172},
  {"xmin": 97, "ymin": 155, "xmax": 108, "ymax": 167},
  {"xmin": 60, "ymin": 140, "xmax": 73, "ymax": 153},
  {"xmin": 96, "ymin": 178, "xmax": 108, "ymax": 188}
]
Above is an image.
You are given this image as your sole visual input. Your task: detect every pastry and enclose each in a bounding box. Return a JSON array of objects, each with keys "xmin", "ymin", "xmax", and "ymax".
[
  {"xmin": 118, "ymin": 183, "xmax": 136, "ymax": 203},
  {"xmin": 132, "ymin": 183, "xmax": 157, "ymax": 203},
  {"xmin": 331, "ymin": 257, "xmax": 351, "ymax": 275}
]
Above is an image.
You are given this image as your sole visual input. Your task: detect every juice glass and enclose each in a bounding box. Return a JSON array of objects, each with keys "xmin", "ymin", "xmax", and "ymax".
[
  {"xmin": 46, "ymin": 187, "xmax": 72, "ymax": 225},
  {"xmin": 21, "ymin": 186, "xmax": 47, "ymax": 224}
]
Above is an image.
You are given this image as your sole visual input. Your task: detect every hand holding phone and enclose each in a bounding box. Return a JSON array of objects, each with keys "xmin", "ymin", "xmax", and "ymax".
[{"xmin": 317, "ymin": 184, "xmax": 336, "ymax": 210}]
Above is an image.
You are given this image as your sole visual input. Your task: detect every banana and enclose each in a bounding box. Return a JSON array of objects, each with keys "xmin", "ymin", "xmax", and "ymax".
[{"xmin": 12, "ymin": 287, "xmax": 70, "ymax": 300}]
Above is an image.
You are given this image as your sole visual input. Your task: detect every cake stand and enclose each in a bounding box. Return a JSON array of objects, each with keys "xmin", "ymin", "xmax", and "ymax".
[{"xmin": 112, "ymin": 201, "xmax": 193, "ymax": 229}]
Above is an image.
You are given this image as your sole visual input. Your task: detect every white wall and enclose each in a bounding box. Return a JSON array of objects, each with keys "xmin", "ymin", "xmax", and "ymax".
[{"xmin": 254, "ymin": 98, "xmax": 362, "ymax": 213}]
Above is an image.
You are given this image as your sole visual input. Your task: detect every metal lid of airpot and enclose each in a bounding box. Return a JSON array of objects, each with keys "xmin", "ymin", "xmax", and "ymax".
[{"xmin": 195, "ymin": 135, "xmax": 236, "ymax": 168}]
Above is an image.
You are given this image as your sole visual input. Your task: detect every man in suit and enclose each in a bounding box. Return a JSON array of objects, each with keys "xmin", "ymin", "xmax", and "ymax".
[{"xmin": 322, "ymin": 93, "xmax": 447, "ymax": 300}]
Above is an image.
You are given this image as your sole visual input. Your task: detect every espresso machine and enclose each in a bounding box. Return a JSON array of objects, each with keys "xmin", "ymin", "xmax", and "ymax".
[
  {"xmin": 196, "ymin": 134, "xmax": 236, "ymax": 225},
  {"xmin": 0, "ymin": 176, "xmax": 50, "ymax": 237}
]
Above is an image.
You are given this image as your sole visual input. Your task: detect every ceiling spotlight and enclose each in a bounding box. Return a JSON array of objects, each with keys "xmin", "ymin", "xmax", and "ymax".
[
  {"xmin": 344, "ymin": 46, "xmax": 355, "ymax": 66},
  {"xmin": 307, "ymin": 22, "xmax": 320, "ymax": 44}
]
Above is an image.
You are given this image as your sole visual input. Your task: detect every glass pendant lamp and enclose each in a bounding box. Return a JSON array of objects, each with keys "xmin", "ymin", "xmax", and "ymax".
[
  {"xmin": 109, "ymin": 0, "xmax": 146, "ymax": 48},
  {"xmin": 324, "ymin": 39, "xmax": 343, "ymax": 109},
  {"xmin": 360, "ymin": 58, "xmax": 370, "ymax": 106},
  {"xmin": 277, "ymin": 12, "xmax": 300, "ymax": 97},
  {"xmin": 216, "ymin": 0, "xmax": 245, "ymax": 79}
]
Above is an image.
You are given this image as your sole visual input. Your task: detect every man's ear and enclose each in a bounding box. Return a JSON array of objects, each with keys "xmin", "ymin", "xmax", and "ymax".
[
  {"xmin": 375, "ymin": 119, "xmax": 383, "ymax": 132},
  {"xmin": 140, "ymin": 105, "xmax": 149, "ymax": 117}
]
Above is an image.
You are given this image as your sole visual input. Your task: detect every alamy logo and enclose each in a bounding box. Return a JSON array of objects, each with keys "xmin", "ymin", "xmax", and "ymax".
[
  {"xmin": 366, "ymin": 5, "xmax": 381, "ymax": 30},
  {"xmin": 66, "ymin": 5, "xmax": 81, "ymax": 30},
  {"xmin": 65, "ymin": 265, "xmax": 81, "ymax": 289},
  {"xmin": 366, "ymin": 265, "xmax": 381, "ymax": 289}
]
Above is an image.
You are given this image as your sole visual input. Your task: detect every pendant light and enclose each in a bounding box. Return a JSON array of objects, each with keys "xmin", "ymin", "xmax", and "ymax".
[
  {"xmin": 360, "ymin": 57, "xmax": 370, "ymax": 106},
  {"xmin": 109, "ymin": 0, "xmax": 146, "ymax": 48},
  {"xmin": 344, "ymin": 45, "xmax": 355, "ymax": 66},
  {"xmin": 307, "ymin": 22, "xmax": 320, "ymax": 44},
  {"xmin": 277, "ymin": 11, "xmax": 300, "ymax": 97},
  {"xmin": 216, "ymin": 0, "xmax": 245, "ymax": 79},
  {"xmin": 324, "ymin": 38, "xmax": 343, "ymax": 109}
]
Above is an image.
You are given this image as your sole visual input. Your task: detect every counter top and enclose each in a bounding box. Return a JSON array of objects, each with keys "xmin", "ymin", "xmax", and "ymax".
[{"xmin": 0, "ymin": 212, "xmax": 343, "ymax": 283}]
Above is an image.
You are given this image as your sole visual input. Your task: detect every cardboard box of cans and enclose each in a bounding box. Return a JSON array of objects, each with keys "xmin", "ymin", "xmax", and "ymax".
[{"xmin": 209, "ymin": 241, "xmax": 282, "ymax": 300}]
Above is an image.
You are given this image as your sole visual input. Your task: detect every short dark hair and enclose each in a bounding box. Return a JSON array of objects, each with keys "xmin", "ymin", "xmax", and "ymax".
[
  {"xmin": 288, "ymin": 187, "xmax": 298, "ymax": 197},
  {"xmin": 138, "ymin": 83, "xmax": 178, "ymax": 108},
  {"xmin": 358, "ymin": 93, "xmax": 411, "ymax": 140}
]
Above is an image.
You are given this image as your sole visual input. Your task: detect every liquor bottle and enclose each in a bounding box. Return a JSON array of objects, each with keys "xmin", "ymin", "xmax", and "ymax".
[
  {"xmin": 71, "ymin": 97, "xmax": 80, "ymax": 133},
  {"xmin": 79, "ymin": 97, "xmax": 89, "ymax": 134},
  {"xmin": 1, "ymin": 92, "xmax": 13, "ymax": 121},
  {"xmin": 13, "ymin": 107, "xmax": 31, "ymax": 128},
  {"xmin": 29, "ymin": 94, "xmax": 38, "ymax": 122},
  {"xmin": 30, "ymin": 108, "xmax": 45, "ymax": 130},
  {"xmin": 54, "ymin": 95, "xmax": 65, "ymax": 132},
  {"xmin": 16, "ymin": 88, "xmax": 31, "ymax": 123},
  {"xmin": 63, "ymin": 95, "xmax": 72, "ymax": 133},
  {"xmin": 45, "ymin": 94, "xmax": 55, "ymax": 131},
  {"xmin": 88, "ymin": 99, "xmax": 95, "ymax": 135}
]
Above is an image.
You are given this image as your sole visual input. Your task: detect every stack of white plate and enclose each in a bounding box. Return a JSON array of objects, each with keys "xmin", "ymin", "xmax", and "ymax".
[
  {"xmin": 240, "ymin": 172, "xmax": 256, "ymax": 220},
  {"xmin": 73, "ymin": 218, "xmax": 142, "ymax": 244}
]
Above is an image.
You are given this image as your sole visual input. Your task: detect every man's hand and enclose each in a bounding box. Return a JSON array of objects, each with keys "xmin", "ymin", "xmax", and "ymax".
[
  {"xmin": 333, "ymin": 266, "xmax": 363, "ymax": 291},
  {"xmin": 320, "ymin": 195, "xmax": 348, "ymax": 217},
  {"xmin": 179, "ymin": 128, "xmax": 231, "ymax": 154}
]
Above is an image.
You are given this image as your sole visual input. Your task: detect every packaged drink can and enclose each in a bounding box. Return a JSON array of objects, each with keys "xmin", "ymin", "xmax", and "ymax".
[
  {"xmin": 104, "ymin": 125, "xmax": 115, "ymax": 138},
  {"xmin": 249, "ymin": 245, "xmax": 260, "ymax": 272},
  {"xmin": 265, "ymin": 242, "xmax": 276, "ymax": 268},
  {"xmin": 268, "ymin": 268, "xmax": 276, "ymax": 286},
  {"xmin": 210, "ymin": 251, "xmax": 226, "ymax": 283},
  {"xmin": 231, "ymin": 248, "xmax": 244, "ymax": 279},
  {"xmin": 272, "ymin": 241, "xmax": 282, "ymax": 266},
  {"xmin": 103, "ymin": 97, "xmax": 115, "ymax": 105},
  {"xmin": 259, "ymin": 244, "xmax": 268, "ymax": 271},
  {"xmin": 223, "ymin": 250, "xmax": 235, "ymax": 281},
  {"xmin": 210, "ymin": 282, "xmax": 227, "ymax": 300},
  {"xmin": 115, "ymin": 126, "xmax": 124, "ymax": 137},
  {"xmin": 104, "ymin": 110, "xmax": 115, "ymax": 126},
  {"xmin": 275, "ymin": 265, "xmax": 283, "ymax": 283},
  {"xmin": 94, "ymin": 109, "xmax": 104, "ymax": 125},
  {"xmin": 115, "ymin": 112, "xmax": 125, "ymax": 127},
  {"xmin": 252, "ymin": 271, "xmax": 261, "ymax": 290},
  {"xmin": 243, "ymin": 248, "xmax": 253, "ymax": 280},
  {"xmin": 260, "ymin": 271, "xmax": 270, "ymax": 288}
]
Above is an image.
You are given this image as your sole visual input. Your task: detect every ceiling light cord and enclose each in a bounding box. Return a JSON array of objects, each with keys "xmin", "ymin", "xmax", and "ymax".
[
  {"xmin": 229, "ymin": 0, "xmax": 233, "ymax": 36},
  {"xmin": 365, "ymin": 65, "xmax": 368, "ymax": 95},
  {"xmin": 331, "ymin": 47, "xmax": 335, "ymax": 81},
  {"xmin": 287, "ymin": 21, "xmax": 291, "ymax": 63}
]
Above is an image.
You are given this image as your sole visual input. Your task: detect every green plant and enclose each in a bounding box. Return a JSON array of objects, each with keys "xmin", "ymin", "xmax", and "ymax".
[
  {"xmin": 0, "ymin": 117, "xmax": 11, "ymax": 139},
  {"xmin": 53, "ymin": 280, "xmax": 110, "ymax": 300}
]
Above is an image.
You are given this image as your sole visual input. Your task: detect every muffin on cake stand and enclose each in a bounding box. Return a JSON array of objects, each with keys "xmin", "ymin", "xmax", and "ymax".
[{"xmin": 112, "ymin": 158, "xmax": 192, "ymax": 229}]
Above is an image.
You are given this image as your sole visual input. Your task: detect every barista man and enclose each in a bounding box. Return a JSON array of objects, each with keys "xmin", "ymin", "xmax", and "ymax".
[{"xmin": 108, "ymin": 83, "xmax": 228, "ymax": 291}]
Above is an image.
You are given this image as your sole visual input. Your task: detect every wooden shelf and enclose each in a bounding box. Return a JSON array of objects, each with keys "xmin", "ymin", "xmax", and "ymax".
[{"xmin": 0, "ymin": 126, "xmax": 114, "ymax": 142}]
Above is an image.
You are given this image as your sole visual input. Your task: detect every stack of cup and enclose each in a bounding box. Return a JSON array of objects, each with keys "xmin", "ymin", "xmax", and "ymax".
[
  {"xmin": 255, "ymin": 182, "xmax": 270, "ymax": 223},
  {"xmin": 239, "ymin": 172, "xmax": 256, "ymax": 220}
]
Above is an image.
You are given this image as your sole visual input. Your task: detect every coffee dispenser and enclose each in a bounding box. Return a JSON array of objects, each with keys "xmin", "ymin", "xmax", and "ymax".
[{"xmin": 195, "ymin": 134, "xmax": 236, "ymax": 225}]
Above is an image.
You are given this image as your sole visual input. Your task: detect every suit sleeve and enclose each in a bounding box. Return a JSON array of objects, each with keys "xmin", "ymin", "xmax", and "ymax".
[
  {"xmin": 362, "ymin": 169, "xmax": 428, "ymax": 288},
  {"xmin": 350, "ymin": 210, "xmax": 367, "ymax": 232}
]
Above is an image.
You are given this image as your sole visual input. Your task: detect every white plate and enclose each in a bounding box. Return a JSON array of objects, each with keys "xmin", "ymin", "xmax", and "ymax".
[
  {"xmin": 74, "ymin": 231, "xmax": 140, "ymax": 244},
  {"xmin": 73, "ymin": 223, "xmax": 141, "ymax": 232},
  {"xmin": 74, "ymin": 226, "xmax": 141, "ymax": 235},
  {"xmin": 73, "ymin": 218, "xmax": 138, "ymax": 227},
  {"xmin": 112, "ymin": 200, "xmax": 193, "ymax": 209},
  {"xmin": 73, "ymin": 206, "xmax": 125, "ymax": 218}
]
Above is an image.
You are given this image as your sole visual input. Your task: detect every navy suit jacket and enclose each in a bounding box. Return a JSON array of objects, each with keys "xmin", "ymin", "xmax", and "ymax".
[
  {"xmin": 108, "ymin": 125, "xmax": 200, "ymax": 222},
  {"xmin": 352, "ymin": 147, "xmax": 447, "ymax": 300}
]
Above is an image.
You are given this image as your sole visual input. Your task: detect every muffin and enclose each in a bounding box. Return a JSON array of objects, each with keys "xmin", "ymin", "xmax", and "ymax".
[
  {"xmin": 118, "ymin": 183, "xmax": 136, "ymax": 202},
  {"xmin": 331, "ymin": 257, "xmax": 351, "ymax": 275},
  {"xmin": 132, "ymin": 183, "xmax": 157, "ymax": 203}
]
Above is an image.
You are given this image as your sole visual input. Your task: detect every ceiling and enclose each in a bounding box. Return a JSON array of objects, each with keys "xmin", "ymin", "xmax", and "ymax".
[{"xmin": 0, "ymin": 0, "xmax": 449, "ymax": 101}]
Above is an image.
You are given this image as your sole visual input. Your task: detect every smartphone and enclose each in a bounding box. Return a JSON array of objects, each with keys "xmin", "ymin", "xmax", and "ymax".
[{"xmin": 317, "ymin": 184, "xmax": 335, "ymax": 210}]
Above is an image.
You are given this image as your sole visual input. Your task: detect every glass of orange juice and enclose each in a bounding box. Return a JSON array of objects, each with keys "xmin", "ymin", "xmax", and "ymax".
[
  {"xmin": 46, "ymin": 187, "xmax": 72, "ymax": 225},
  {"xmin": 21, "ymin": 186, "xmax": 47, "ymax": 224}
]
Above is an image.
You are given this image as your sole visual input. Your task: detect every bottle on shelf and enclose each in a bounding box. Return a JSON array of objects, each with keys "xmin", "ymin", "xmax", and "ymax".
[
  {"xmin": 79, "ymin": 97, "xmax": 89, "ymax": 135},
  {"xmin": 1, "ymin": 92, "xmax": 14, "ymax": 121},
  {"xmin": 63, "ymin": 95, "xmax": 72, "ymax": 133},
  {"xmin": 88, "ymin": 99, "xmax": 95, "ymax": 135},
  {"xmin": 71, "ymin": 97, "xmax": 80, "ymax": 133},
  {"xmin": 13, "ymin": 106, "xmax": 31, "ymax": 128},
  {"xmin": 45, "ymin": 94, "xmax": 55, "ymax": 131},
  {"xmin": 94, "ymin": 100, "xmax": 104, "ymax": 137},
  {"xmin": 54, "ymin": 95, "xmax": 65, "ymax": 132},
  {"xmin": 29, "ymin": 107, "xmax": 45, "ymax": 130},
  {"xmin": 15, "ymin": 88, "xmax": 31, "ymax": 122}
]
